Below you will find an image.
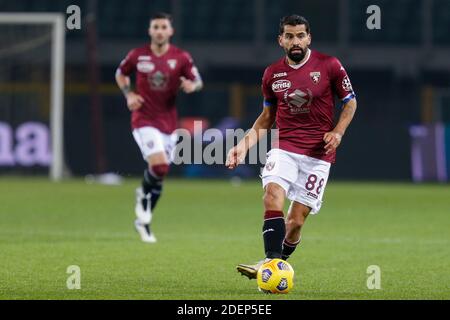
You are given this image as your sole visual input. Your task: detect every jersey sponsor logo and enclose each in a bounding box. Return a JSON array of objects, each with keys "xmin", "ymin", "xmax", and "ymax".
[
  {"xmin": 137, "ymin": 61, "xmax": 155, "ymax": 73},
  {"xmin": 272, "ymin": 79, "xmax": 291, "ymax": 92},
  {"xmin": 310, "ymin": 71, "xmax": 321, "ymax": 84},
  {"xmin": 285, "ymin": 89, "xmax": 313, "ymax": 114},
  {"xmin": 137, "ymin": 55, "xmax": 151, "ymax": 61},
  {"xmin": 167, "ymin": 59, "xmax": 177, "ymax": 69},
  {"xmin": 342, "ymin": 75, "xmax": 353, "ymax": 92},
  {"xmin": 273, "ymin": 72, "xmax": 287, "ymax": 79},
  {"xmin": 148, "ymin": 70, "xmax": 168, "ymax": 90}
]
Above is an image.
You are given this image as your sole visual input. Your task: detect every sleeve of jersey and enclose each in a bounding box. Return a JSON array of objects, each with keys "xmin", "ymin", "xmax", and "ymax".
[
  {"xmin": 182, "ymin": 53, "xmax": 202, "ymax": 82},
  {"xmin": 261, "ymin": 68, "xmax": 277, "ymax": 108},
  {"xmin": 117, "ymin": 50, "xmax": 136, "ymax": 76},
  {"xmin": 329, "ymin": 57, "xmax": 356, "ymax": 105}
]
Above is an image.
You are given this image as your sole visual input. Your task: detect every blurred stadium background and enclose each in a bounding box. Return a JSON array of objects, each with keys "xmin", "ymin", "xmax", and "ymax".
[
  {"xmin": 1, "ymin": 0, "xmax": 450, "ymax": 300},
  {"xmin": 1, "ymin": 0, "xmax": 450, "ymax": 182}
]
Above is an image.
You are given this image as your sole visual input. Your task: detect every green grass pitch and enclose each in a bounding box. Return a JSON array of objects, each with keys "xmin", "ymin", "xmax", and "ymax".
[{"xmin": 0, "ymin": 177, "xmax": 449, "ymax": 300}]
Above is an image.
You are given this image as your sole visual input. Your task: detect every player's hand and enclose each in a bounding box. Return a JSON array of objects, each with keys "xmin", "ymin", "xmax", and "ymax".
[
  {"xmin": 126, "ymin": 92, "xmax": 144, "ymax": 111},
  {"xmin": 179, "ymin": 76, "xmax": 197, "ymax": 94},
  {"xmin": 225, "ymin": 144, "xmax": 247, "ymax": 170},
  {"xmin": 323, "ymin": 131, "xmax": 343, "ymax": 154}
]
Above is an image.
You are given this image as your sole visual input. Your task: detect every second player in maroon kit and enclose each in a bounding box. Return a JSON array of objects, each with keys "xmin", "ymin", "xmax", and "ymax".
[
  {"xmin": 226, "ymin": 15, "xmax": 357, "ymax": 279},
  {"xmin": 116, "ymin": 13, "xmax": 202, "ymax": 243},
  {"xmin": 118, "ymin": 44, "xmax": 200, "ymax": 134}
]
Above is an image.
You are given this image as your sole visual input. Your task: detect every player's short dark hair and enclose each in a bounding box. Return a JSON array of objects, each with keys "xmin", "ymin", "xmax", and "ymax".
[
  {"xmin": 150, "ymin": 12, "xmax": 173, "ymax": 24},
  {"xmin": 279, "ymin": 14, "xmax": 310, "ymax": 35}
]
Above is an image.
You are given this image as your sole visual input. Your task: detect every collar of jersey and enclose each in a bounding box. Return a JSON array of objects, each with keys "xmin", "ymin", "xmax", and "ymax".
[
  {"xmin": 149, "ymin": 44, "xmax": 172, "ymax": 58},
  {"xmin": 286, "ymin": 48, "xmax": 311, "ymax": 70}
]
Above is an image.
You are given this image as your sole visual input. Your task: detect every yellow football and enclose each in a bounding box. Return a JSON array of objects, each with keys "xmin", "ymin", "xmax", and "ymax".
[{"xmin": 256, "ymin": 259, "xmax": 294, "ymax": 294}]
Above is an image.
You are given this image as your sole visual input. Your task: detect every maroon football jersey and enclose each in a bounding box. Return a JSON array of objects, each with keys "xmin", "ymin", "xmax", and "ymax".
[
  {"xmin": 118, "ymin": 44, "xmax": 200, "ymax": 134},
  {"xmin": 262, "ymin": 49, "xmax": 355, "ymax": 163}
]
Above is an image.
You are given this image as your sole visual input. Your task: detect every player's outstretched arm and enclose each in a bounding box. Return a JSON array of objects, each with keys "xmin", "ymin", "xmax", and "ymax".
[
  {"xmin": 115, "ymin": 70, "xmax": 144, "ymax": 111},
  {"xmin": 226, "ymin": 106, "xmax": 276, "ymax": 169},
  {"xmin": 324, "ymin": 98, "xmax": 357, "ymax": 154}
]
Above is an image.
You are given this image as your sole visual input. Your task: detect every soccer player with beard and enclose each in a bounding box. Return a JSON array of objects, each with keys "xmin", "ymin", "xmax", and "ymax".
[
  {"xmin": 226, "ymin": 15, "xmax": 357, "ymax": 278},
  {"xmin": 115, "ymin": 12, "xmax": 203, "ymax": 243}
]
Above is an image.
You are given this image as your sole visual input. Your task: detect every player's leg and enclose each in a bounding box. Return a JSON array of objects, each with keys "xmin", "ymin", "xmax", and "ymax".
[
  {"xmin": 132, "ymin": 127, "xmax": 170, "ymax": 243},
  {"xmin": 143, "ymin": 152, "xmax": 170, "ymax": 212},
  {"xmin": 281, "ymin": 201, "xmax": 310, "ymax": 260},
  {"xmin": 237, "ymin": 149, "xmax": 298, "ymax": 279},
  {"xmin": 144, "ymin": 131, "xmax": 177, "ymax": 212},
  {"xmin": 135, "ymin": 152, "xmax": 169, "ymax": 243},
  {"xmin": 280, "ymin": 154, "xmax": 331, "ymax": 258},
  {"xmin": 237, "ymin": 182, "xmax": 287, "ymax": 279},
  {"xmin": 262, "ymin": 182, "xmax": 287, "ymax": 259}
]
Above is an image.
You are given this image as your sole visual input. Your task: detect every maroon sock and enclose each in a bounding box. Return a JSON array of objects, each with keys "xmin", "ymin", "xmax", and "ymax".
[{"xmin": 281, "ymin": 237, "xmax": 301, "ymax": 260}]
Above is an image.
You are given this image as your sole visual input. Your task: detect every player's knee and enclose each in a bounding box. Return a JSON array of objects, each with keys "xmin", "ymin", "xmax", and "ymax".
[
  {"xmin": 150, "ymin": 164, "xmax": 170, "ymax": 179},
  {"xmin": 263, "ymin": 184, "xmax": 284, "ymax": 209}
]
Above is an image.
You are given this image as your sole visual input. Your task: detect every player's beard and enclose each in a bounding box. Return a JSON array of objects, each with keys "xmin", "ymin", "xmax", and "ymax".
[{"xmin": 287, "ymin": 46, "xmax": 306, "ymax": 63}]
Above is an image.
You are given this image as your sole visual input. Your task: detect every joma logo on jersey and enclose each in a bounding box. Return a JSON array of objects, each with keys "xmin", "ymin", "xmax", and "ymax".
[
  {"xmin": 272, "ymin": 80, "xmax": 291, "ymax": 92},
  {"xmin": 273, "ymin": 72, "xmax": 287, "ymax": 79},
  {"xmin": 137, "ymin": 55, "xmax": 151, "ymax": 61}
]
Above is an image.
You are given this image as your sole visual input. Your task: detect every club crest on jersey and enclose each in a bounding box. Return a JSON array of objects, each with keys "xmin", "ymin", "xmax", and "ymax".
[
  {"xmin": 167, "ymin": 59, "xmax": 177, "ymax": 69},
  {"xmin": 265, "ymin": 161, "xmax": 275, "ymax": 171},
  {"xmin": 310, "ymin": 71, "xmax": 321, "ymax": 84},
  {"xmin": 137, "ymin": 61, "xmax": 155, "ymax": 73},
  {"xmin": 272, "ymin": 79, "xmax": 291, "ymax": 92}
]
